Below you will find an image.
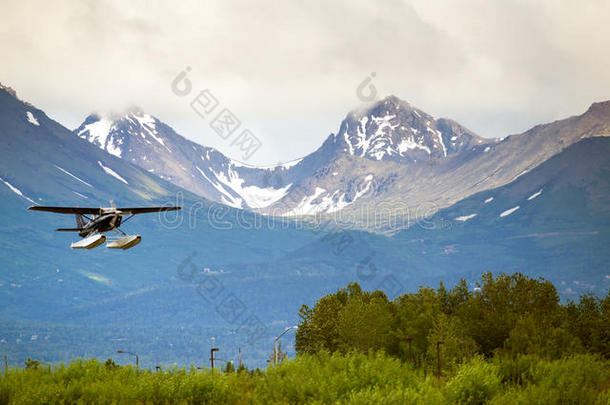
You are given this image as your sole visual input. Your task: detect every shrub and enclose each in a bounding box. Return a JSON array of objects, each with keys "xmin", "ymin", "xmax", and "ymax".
[{"xmin": 445, "ymin": 357, "xmax": 502, "ymax": 404}]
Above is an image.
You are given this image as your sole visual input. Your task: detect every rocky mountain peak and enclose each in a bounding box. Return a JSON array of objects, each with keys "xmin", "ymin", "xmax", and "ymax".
[
  {"xmin": 585, "ymin": 100, "xmax": 610, "ymax": 117},
  {"xmin": 74, "ymin": 108, "xmax": 167, "ymax": 158},
  {"xmin": 330, "ymin": 95, "xmax": 485, "ymax": 163},
  {"xmin": 0, "ymin": 82, "xmax": 18, "ymax": 98}
]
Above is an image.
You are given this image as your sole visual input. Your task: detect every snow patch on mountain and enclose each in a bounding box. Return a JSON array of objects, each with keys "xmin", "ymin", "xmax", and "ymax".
[
  {"xmin": 195, "ymin": 166, "xmax": 214, "ymax": 184},
  {"xmin": 527, "ymin": 189, "xmax": 543, "ymax": 201},
  {"xmin": 285, "ymin": 187, "xmax": 327, "ymax": 216},
  {"xmin": 26, "ymin": 111, "xmax": 39, "ymax": 126},
  {"xmin": 97, "ymin": 161, "xmax": 128, "ymax": 184},
  {"xmin": 434, "ymin": 127, "xmax": 447, "ymax": 157},
  {"xmin": 354, "ymin": 175, "xmax": 374, "ymax": 200},
  {"xmin": 326, "ymin": 192, "xmax": 352, "ymax": 213},
  {"xmin": 220, "ymin": 195, "xmax": 242, "ymax": 208},
  {"xmin": 0, "ymin": 177, "xmax": 35, "ymax": 203},
  {"xmin": 455, "ymin": 213, "xmax": 477, "ymax": 221},
  {"xmin": 76, "ymin": 117, "xmax": 118, "ymax": 156},
  {"xmin": 397, "ymin": 138, "xmax": 431, "ymax": 155},
  {"xmin": 484, "ymin": 197, "xmax": 494, "ymax": 204},
  {"xmin": 73, "ymin": 191, "xmax": 88, "ymax": 199},
  {"xmin": 211, "ymin": 168, "xmax": 291, "ymax": 209},
  {"xmin": 54, "ymin": 165, "xmax": 93, "ymax": 187},
  {"xmin": 131, "ymin": 113, "xmax": 171, "ymax": 153},
  {"xmin": 357, "ymin": 113, "xmax": 400, "ymax": 160},
  {"xmin": 240, "ymin": 183, "xmax": 293, "ymax": 209},
  {"xmin": 500, "ymin": 206, "xmax": 520, "ymax": 217},
  {"xmin": 514, "ymin": 170, "xmax": 528, "ymax": 180},
  {"xmin": 194, "ymin": 166, "xmax": 242, "ymax": 207},
  {"xmin": 280, "ymin": 174, "xmax": 375, "ymax": 216}
]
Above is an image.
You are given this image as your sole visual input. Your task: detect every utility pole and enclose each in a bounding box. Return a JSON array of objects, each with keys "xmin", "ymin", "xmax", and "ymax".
[
  {"xmin": 436, "ymin": 341, "xmax": 444, "ymax": 378},
  {"xmin": 238, "ymin": 348, "xmax": 242, "ymax": 369},
  {"xmin": 4, "ymin": 356, "xmax": 7, "ymax": 377},
  {"xmin": 210, "ymin": 347, "xmax": 219, "ymax": 370},
  {"xmin": 404, "ymin": 338, "xmax": 414, "ymax": 363}
]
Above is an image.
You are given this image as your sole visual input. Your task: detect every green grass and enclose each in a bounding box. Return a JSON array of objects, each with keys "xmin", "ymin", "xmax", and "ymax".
[{"xmin": 1, "ymin": 352, "xmax": 608, "ymax": 404}]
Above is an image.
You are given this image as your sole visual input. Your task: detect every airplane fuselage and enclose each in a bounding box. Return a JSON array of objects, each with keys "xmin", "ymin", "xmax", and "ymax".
[{"xmin": 79, "ymin": 213, "xmax": 122, "ymax": 237}]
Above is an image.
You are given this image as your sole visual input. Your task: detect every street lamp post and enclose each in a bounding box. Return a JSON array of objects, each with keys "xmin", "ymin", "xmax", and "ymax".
[
  {"xmin": 274, "ymin": 326, "xmax": 298, "ymax": 366},
  {"xmin": 210, "ymin": 347, "xmax": 219, "ymax": 370},
  {"xmin": 117, "ymin": 350, "xmax": 139, "ymax": 373}
]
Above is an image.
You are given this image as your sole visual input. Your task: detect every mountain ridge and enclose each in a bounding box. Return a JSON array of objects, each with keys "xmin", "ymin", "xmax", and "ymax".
[{"xmin": 62, "ymin": 89, "xmax": 610, "ymax": 229}]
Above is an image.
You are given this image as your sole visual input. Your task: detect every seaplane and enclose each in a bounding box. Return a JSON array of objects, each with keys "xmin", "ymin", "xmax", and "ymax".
[{"xmin": 27, "ymin": 202, "xmax": 181, "ymax": 250}]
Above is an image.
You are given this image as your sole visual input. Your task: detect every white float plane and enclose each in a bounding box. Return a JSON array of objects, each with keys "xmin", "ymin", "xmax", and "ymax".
[{"xmin": 28, "ymin": 203, "xmax": 181, "ymax": 250}]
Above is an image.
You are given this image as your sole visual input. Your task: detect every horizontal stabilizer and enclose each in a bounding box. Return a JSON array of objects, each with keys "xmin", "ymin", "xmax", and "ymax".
[{"xmin": 56, "ymin": 228, "xmax": 82, "ymax": 232}]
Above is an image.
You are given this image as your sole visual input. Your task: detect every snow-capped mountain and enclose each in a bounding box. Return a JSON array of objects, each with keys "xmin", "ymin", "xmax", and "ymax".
[
  {"xmin": 74, "ymin": 108, "xmax": 294, "ymax": 209},
  {"xmin": 0, "ymin": 84, "xmax": 193, "ymax": 211},
  {"xmin": 72, "ymin": 97, "xmax": 496, "ymax": 215},
  {"xmin": 325, "ymin": 95, "xmax": 491, "ymax": 162},
  {"xmin": 74, "ymin": 96, "xmax": 610, "ymax": 230},
  {"xmin": 258, "ymin": 97, "xmax": 610, "ymax": 224},
  {"xmin": 252, "ymin": 96, "xmax": 498, "ymax": 219}
]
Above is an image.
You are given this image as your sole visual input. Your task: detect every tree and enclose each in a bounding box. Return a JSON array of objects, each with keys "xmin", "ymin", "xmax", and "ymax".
[
  {"xmin": 336, "ymin": 290, "xmax": 393, "ymax": 354},
  {"xmin": 295, "ymin": 304, "xmax": 315, "ymax": 354},
  {"xmin": 103, "ymin": 358, "xmax": 119, "ymax": 370},
  {"xmin": 391, "ymin": 287, "xmax": 441, "ymax": 360},
  {"xmin": 504, "ymin": 313, "xmax": 582, "ymax": 358},
  {"xmin": 294, "ymin": 283, "xmax": 359, "ymax": 354},
  {"xmin": 564, "ymin": 292, "xmax": 610, "ymax": 357},
  {"xmin": 24, "ymin": 357, "xmax": 40, "ymax": 370},
  {"xmin": 426, "ymin": 313, "xmax": 478, "ymax": 371},
  {"xmin": 459, "ymin": 272, "xmax": 561, "ymax": 356},
  {"xmin": 223, "ymin": 361, "xmax": 235, "ymax": 373}
]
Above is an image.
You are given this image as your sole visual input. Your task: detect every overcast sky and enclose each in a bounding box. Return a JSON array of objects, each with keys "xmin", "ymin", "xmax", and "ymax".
[{"xmin": 2, "ymin": 0, "xmax": 609, "ymax": 165}]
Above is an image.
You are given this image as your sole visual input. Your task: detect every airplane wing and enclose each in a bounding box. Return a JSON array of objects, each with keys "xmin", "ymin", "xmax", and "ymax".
[
  {"xmin": 28, "ymin": 206, "xmax": 103, "ymax": 215},
  {"xmin": 116, "ymin": 206, "xmax": 182, "ymax": 214},
  {"xmin": 28, "ymin": 205, "xmax": 181, "ymax": 215}
]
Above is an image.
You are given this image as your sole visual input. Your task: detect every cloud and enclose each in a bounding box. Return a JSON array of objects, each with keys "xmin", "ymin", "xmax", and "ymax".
[{"xmin": 1, "ymin": 0, "xmax": 609, "ymax": 164}]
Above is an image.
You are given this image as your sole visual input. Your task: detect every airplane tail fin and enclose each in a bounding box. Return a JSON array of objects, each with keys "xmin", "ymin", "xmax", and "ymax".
[{"xmin": 75, "ymin": 214, "xmax": 85, "ymax": 229}]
